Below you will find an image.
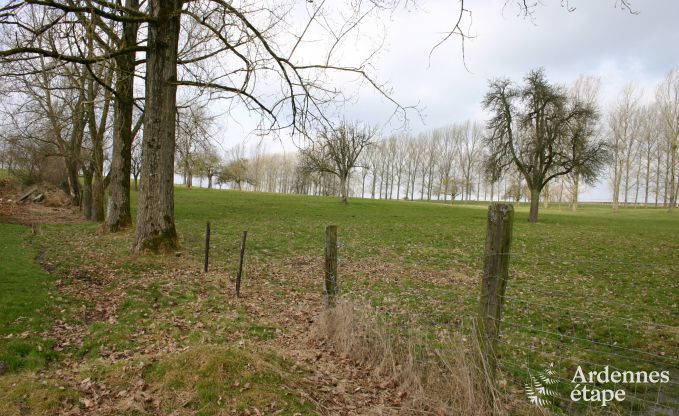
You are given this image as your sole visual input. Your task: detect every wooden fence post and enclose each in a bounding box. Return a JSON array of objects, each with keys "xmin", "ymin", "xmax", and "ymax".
[
  {"xmin": 204, "ymin": 221, "xmax": 210, "ymax": 273},
  {"xmin": 324, "ymin": 225, "xmax": 338, "ymax": 307},
  {"xmin": 478, "ymin": 203, "xmax": 513, "ymax": 375},
  {"xmin": 236, "ymin": 231, "xmax": 247, "ymax": 297}
]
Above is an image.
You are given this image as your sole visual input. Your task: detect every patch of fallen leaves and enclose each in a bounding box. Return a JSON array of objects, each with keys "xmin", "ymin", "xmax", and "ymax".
[{"xmin": 16, "ymin": 209, "xmax": 480, "ymax": 416}]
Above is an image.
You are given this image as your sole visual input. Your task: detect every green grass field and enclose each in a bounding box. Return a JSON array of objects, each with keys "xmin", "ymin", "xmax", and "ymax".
[
  {"xmin": 1, "ymin": 187, "xmax": 677, "ymax": 414},
  {"xmin": 0, "ymin": 224, "xmax": 58, "ymax": 372}
]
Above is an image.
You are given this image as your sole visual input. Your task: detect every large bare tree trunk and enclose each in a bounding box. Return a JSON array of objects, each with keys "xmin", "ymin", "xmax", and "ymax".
[
  {"xmin": 340, "ymin": 176, "xmax": 348, "ymax": 204},
  {"xmin": 106, "ymin": 2, "xmax": 139, "ymax": 231},
  {"xmin": 528, "ymin": 187, "xmax": 540, "ymax": 223},
  {"xmin": 86, "ymin": 71, "xmax": 109, "ymax": 223},
  {"xmin": 134, "ymin": 0, "xmax": 182, "ymax": 253},
  {"xmin": 89, "ymin": 85, "xmax": 105, "ymax": 222},
  {"xmin": 106, "ymin": 79, "xmax": 134, "ymax": 228}
]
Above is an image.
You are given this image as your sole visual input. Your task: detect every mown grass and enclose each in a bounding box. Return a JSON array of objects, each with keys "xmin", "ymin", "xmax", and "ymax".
[{"xmin": 0, "ymin": 223, "xmax": 58, "ymax": 372}]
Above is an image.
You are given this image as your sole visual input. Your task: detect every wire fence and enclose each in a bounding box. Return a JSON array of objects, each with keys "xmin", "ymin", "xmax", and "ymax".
[
  {"xmin": 331, "ymin": 220, "xmax": 679, "ymax": 414},
  {"xmin": 488, "ymin": 251, "xmax": 679, "ymax": 415},
  {"xmin": 413, "ymin": 278, "xmax": 677, "ymax": 413},
  {"xmin": 174, "ymin": 218, "xmax": 678, "ymax": 415}
]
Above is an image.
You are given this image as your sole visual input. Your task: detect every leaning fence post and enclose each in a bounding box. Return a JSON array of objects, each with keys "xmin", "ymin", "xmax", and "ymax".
[
  {"xmin": 324, "ymin": 225, "xmax": 338, "ymax": 307},
  {"xmin": 204, "ymin": 221, "xmax": 211, "ymax": 273},
  {"xmin": 236, "ymin": 231, "xmax": 247, "ymax": 297},
  {"xmin": 478, "ymin": 203, "xmax": 513, "ymax": 376}
]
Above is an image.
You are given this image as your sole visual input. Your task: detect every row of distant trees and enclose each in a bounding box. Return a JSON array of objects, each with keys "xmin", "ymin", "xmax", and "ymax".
[
  {"xmin": 608, "ymin": 71, "xmax": 679, "ymax": 211},
  {"xmin": 2, "ymin": 64, "xmax": 677, "ymax": 223},
  {"xmin": 196, "ymin": 68, "xmax": 678, "ymax": 221},
  {"xmin": 0, "ymin": 1, "xmax": 645, "ymax": 246}
]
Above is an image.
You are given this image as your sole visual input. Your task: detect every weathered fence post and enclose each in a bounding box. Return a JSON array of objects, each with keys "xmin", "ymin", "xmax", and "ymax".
[
  {"xmin": 324, "ymin": 225, "xmax": 338, "ymax": 307},
  {"xmin": 236, "ymin": 231, "xmax": 247, "ymax": 297},
  {"xmin": 204, "ymin": 221, "xmax": 211, "ymax": 273},
  {"xmin": 478, "ymin": 203, "xmax": 513, "ymax": 376}
]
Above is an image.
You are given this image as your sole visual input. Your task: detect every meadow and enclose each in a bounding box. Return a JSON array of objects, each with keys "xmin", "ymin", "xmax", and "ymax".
[{"xmin": 0, "ymin": 186, "xmax": 677, "ymax": 415}]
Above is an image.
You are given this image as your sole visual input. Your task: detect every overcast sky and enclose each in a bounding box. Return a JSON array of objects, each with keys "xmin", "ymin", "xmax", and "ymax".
[{"xmin": 213, "ymin": 0, "xmax": 679, "ymax": 201}]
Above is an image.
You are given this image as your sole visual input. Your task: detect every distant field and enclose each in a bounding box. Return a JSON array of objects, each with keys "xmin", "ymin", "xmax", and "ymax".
[{"xmin": 1, "ymin": 187, "xmax": 677, "ymax": 414}]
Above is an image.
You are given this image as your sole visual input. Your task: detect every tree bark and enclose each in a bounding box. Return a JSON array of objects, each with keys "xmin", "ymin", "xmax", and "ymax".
[
  {"xmin": 528, "ymin": 187, "xmax": 540, "ymax": 223},
  {"xmin": 92, "ymin": 146, "xmax": 105, "ymax": 222},
  {"xmin": 89, "ymin": 81, "xmax": 106, "ymax": 222},
  {"xmin": 82, "ymin": 166, "xmax": 93, "ymax": 219},
  {"xmin": 134, "ymin": 0, "xmax": 182, "ymax": 253},
  {"xmin": 65, "ymin": 157, "xmax": 82, "ymax": 206},
  {"xmin": 106, "ymin": 0, "xmax": 139, "ymax": 231},
  {"xmin": 340, "ymin": 176, "xmax": 348, "ymax": 204}
]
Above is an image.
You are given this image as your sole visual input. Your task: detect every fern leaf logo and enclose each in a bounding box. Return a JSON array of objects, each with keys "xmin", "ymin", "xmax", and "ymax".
[{"xmin": 524, "ymin": 363, "xmax": 561, "ymax": 409}]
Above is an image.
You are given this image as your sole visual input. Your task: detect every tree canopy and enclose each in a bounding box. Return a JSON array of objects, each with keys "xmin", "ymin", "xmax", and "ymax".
[{"xmin": 483, "ymin": 68, "xmax": 608, "ymax": 222}]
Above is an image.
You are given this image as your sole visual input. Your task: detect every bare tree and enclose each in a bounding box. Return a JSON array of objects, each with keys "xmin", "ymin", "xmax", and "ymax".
[
  {"xmin": 196, "ymin": 146, "xmax": 222, "ymax": 189},
  {"xmin": 422, "ymin": 131, "xmax": 440, "ymax": 200},
  {"xmin": 219, "ymin": 158, "xmax": 254, "ymax": 191},
  {"xmin": 637, "ymin": 104, "xmax": 659, "ymax": 205},
  {"xmin": 459, "ymin": 121, "xmax": 483, "ymax": 200},
  {"xmin": 300, "ymin": 122, "xmax": 376, "ymax": 204},
  {"xmin": 175, "ymin": 104, "xmax": 214, "ymax": 189},
  {"xmin": 131, "ymin": 139, "xmax": 142, "ymax": 191},
  {"xmin": 568, "ymin": 75, "xmax": 601, "ymax": 211},
  {"xmin": 404, "ymin": 136, "xmax": 423, "ymax": 200},
  {"xmin": 483, "ymin": 68, "xmax": 608, "ymax": 222},
  {"xmin": 435, "ymin": 126, "xmax": 458, "ymax": 201},
  {"xmin": 656, "ymin": 68, "xmax": 679, "ymax": 211},
  {"xmin": 608, "ymin": 83, "xmax": 642, "ymax": 211},
  {"xmin": 83, "ymin": 64, "xmax": 114, "ymax": 222}
]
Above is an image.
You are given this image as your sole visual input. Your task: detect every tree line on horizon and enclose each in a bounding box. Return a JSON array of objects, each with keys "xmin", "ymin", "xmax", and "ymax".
[
  {"xmin": 172, "ymin": 69, "xmax": 679, "ymax": 218},
  {"xmin": 0, "ymin": 1, "xmax": 672, "ymax": 243}
]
